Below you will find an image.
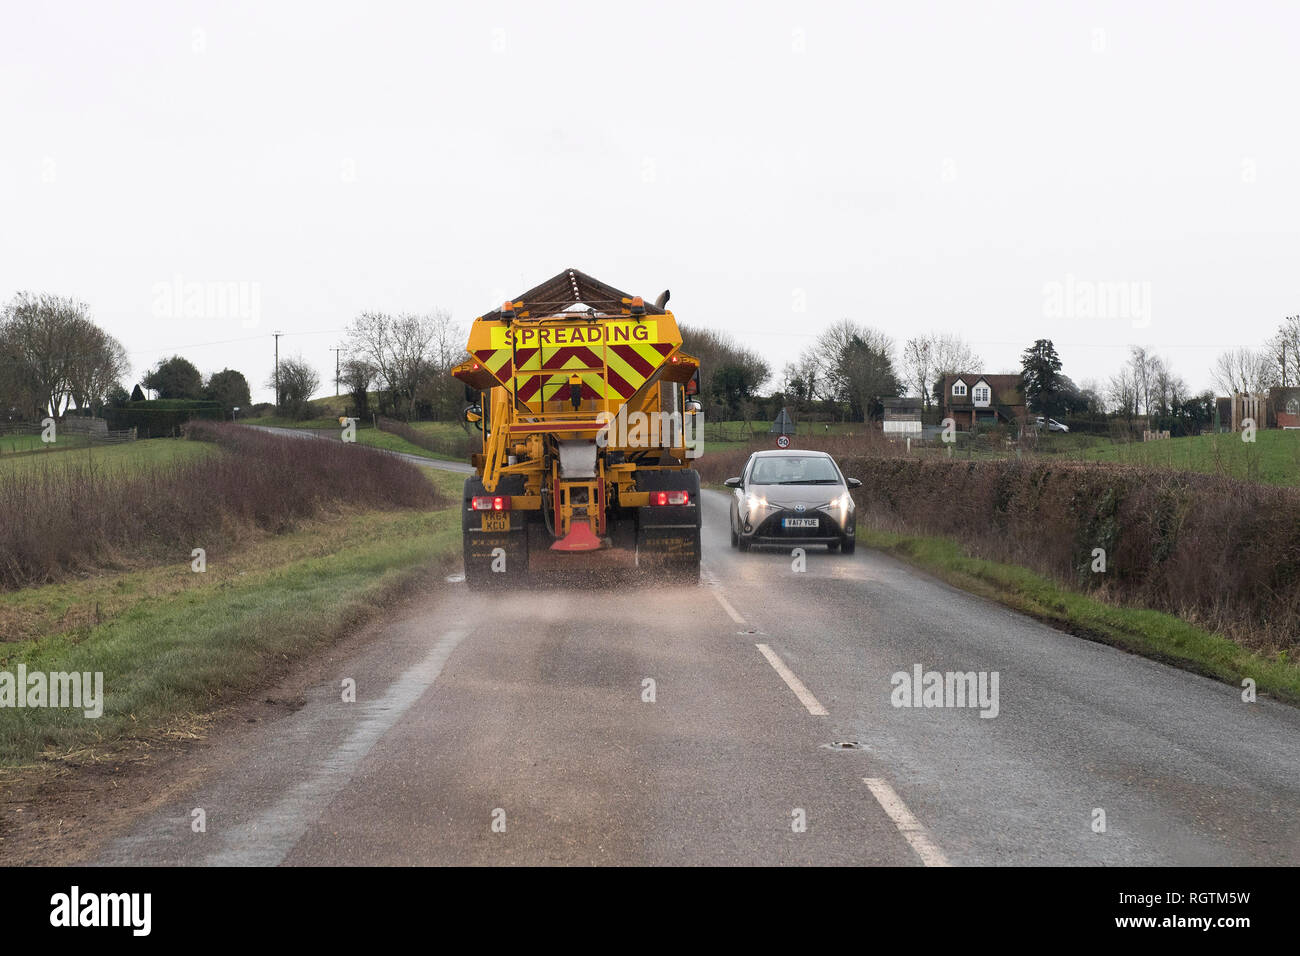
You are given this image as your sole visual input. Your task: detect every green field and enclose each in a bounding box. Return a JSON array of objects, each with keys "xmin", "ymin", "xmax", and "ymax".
[
  {"xmin": 0, "ymin": 437, "xmax": 215, "ymax": 477},
  {"xmin": 351, "ymin": 427, "xmax": 464, "ymax": 461},
  {"xmin": 0, "ymin": 432, "xmax": 100, "ymax": 456},
  {"xmin": 407, "ymin": 420, "xmax": 474, "ymax": 441},
  {"xmin": 1071, "ymin": 430, "xmax": 1300, "ymax": 487},
  {"xmin": 0, "ymin": 468, "xmax": 463, "ymax": 766}
]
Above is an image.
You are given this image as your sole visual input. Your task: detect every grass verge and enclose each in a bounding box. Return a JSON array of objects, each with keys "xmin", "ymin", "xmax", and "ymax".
[
  {"xmin": 0, "ymin": 476, "xmax": 462, "ymax": 767},
  {"xmin": 250, "ymin": 422, "xmax": 464, "ymax": 462},
  {"xmin": 0, "ymin": 437, "xmax": 213, "ymax": 476},
  {"xmin": 858, "ymin": 526, "xmax": 1300, "ymax": 705}
]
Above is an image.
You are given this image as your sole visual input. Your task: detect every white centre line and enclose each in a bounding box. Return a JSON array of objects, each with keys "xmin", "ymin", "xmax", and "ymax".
[
  {"xmin": 863, "ymin": 777, "xmax": 951, "ymax": 867},
  {"xmin": 712, "ymin": 588, "xmax": 746, "ymax": 624},
  {"xmin": 754, "ymin": 643, "xmax": 828, "ymax": 716}
]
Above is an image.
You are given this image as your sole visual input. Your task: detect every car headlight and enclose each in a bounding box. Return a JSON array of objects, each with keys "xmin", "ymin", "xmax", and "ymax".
[
  {"xmin": 745, "ymin": 493, "xmax": 768, "ymax": 517},
  {"xmin": 819, "ymin": 492, "xmax": 855, "ymax": 520}
]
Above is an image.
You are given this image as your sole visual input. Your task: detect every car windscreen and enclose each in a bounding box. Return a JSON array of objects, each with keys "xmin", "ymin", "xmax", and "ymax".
[{"xmin": 749, "ymin": 456, "xmax": 841, "ymax": 485}]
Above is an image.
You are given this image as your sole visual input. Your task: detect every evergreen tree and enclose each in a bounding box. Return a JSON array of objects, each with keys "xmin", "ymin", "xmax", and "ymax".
[{"xmin": 1021, "ymin": 339, "xmax": 1067, "ymax": 419}]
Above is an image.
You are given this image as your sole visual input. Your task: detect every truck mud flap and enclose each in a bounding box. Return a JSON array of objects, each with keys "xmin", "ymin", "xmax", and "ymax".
[
  {"xmin": 634, "ymin": 469, "xmax": 701, "ymax": 578},
  {"xmin": 463, "ymin": 475, "xmax": 528, "ymax": 586},
  {"xmin": 636, "ymin": 526, "xmax": 701, "ymax": 575},
  {"xmin": 464, "ymin": 528, "xmax": 529, "ymax": 578}
]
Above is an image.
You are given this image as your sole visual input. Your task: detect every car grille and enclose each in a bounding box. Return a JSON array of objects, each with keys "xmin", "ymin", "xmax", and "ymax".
[{"xmin": 753, "ymin": 511, "xmax": 842, "ymax": 538}]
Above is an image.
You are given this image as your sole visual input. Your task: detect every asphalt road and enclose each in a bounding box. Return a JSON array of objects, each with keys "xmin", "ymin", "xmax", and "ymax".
[{"xmin": 97, "ymin": 462, "xmax": 1300, "ymax": 865}]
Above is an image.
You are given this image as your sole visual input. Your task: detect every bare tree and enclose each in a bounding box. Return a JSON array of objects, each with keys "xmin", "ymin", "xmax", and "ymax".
[
  {"xmin": 0, "ymin": 292, "xmax": 87, "ymax": 416},
  {"xmin": 1210, "ymin": 348, "xmax": 1276, "ymax": 395},
  {"xmin": 347, "ymin": 310, "xmax": 462, "ymax": 419},
  {"xmin": 678, "ymin": 323, "xmax": 770, "ymax": 421},
  {"xmin": 66, "ymin": 321, "xmax": 129, "ymax": 414},
  {"xmin": 1108, "ymin": 365, "xmax": 1138, "ymax": 421},
  {"xmin": 903, "ymin": 333, "xmax": 981, "ymax": 407},
  {"xmin": 1266, "ymin": 315, "xmax": 1300, "ymax": 387},
  {"xmin": 807, "ymin": 319, "xmax": 899, "ymax": 421},
  {"xmin": 0, "ymin": 325, "xmax": 42, "ymax": 420},
  {"xmin": 780, "ymin": 352, "xmax": 820, "ymax": 407}
]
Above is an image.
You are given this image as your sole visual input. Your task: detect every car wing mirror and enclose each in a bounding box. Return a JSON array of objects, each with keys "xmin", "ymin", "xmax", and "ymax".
[
  {"xmin": 724, "ymin": 477, "xmax": 743, "ymax": 488},
  {"xmin": 847, "ymin": 477, "xmax": 862, "ymax": 488}
]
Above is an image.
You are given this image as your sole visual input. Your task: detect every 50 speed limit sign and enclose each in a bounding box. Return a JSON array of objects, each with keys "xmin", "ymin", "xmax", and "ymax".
[{"xmin": 776, "ymin": 435, "xmax": 791, "ymax": 449}]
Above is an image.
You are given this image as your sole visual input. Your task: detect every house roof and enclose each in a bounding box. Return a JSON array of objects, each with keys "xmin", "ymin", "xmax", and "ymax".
[
  {"xmin": 942, "ymin": 373, "xmax": 1024, "ymax": 408},
  {"xmin": 475, "ymin": 268, "xmax": 667, "ymax": 322}
]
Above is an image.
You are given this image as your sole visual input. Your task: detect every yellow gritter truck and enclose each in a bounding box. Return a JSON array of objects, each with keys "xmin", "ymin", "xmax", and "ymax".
[{"xmin": 451, "ymin": 268, "xmax": 703, "ymax": 586}]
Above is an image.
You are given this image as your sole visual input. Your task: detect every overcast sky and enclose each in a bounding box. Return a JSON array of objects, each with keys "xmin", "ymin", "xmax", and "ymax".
[{"xmin": 2, "ymin": 1, "xmax": 1296, "ymax": 402}]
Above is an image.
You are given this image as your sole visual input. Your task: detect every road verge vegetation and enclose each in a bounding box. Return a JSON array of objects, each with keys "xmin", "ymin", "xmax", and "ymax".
[
  {"xmin": 0, "ymin": 426, "xmax": 459, "ymax": 766},
  {"xmin": 844, "ymin": 457, "xmax": 1300, "ymax": 702},
  {"xmin": 0, "ymin": 421, "xmax": 437, "ymax": 589}
]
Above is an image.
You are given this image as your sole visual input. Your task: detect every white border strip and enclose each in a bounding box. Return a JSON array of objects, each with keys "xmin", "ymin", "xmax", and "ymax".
[
  {"xmin": 863, "ymin": 777, "xmax": 951, "ymax": 867},
  {"xmin": 755, "ymin": 643, "xmax": 828, "ymax": 716},
  {"xmin": 712, "ymin": 589, "xmax": 746, "ymax": 624}
]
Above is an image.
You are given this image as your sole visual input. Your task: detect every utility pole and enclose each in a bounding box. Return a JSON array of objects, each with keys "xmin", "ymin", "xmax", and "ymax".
[
  {"xmin": 273, "ymin": 331, "xmax": 283, "ymax": 411},
  {"xmin": 330, "ymin": 347, "xmax": 343, "ymax": 396}
]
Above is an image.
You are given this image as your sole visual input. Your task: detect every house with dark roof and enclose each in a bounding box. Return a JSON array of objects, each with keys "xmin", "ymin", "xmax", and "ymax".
[{"xmin": 940, "ymin": 373, "xmax": 1026, "ymax": 431}]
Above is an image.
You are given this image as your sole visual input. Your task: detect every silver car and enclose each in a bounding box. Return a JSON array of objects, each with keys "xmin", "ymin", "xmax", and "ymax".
[{"xmin": 725, "ymin": 449, "xmax": 860, "ymax": 553}]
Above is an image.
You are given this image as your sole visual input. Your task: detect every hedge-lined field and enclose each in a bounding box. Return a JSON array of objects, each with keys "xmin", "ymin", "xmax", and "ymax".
[{"xmin": 0, "ymin": 422, "xmax": 441, "ymax": 589}]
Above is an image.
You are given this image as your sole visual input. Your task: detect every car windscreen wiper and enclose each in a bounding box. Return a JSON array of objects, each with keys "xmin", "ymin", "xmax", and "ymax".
[{"xmin": 778, "ymin": 479, "xmax": 840, "ymax": 484}]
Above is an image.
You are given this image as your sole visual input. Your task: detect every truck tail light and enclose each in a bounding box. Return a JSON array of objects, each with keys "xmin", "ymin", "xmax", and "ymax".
[
  {"xmin": 651, "ymin": 490, "xmax": 689, "ymax": 506},
  {"xmin": 471, "ymin": 495, "xmax": 510, "ymax": 511}
]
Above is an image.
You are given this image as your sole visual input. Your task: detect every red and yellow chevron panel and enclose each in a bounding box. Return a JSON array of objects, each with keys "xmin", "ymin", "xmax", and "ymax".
[{"xmin": 469, "ymin": 320, "xmax": 677, "ymax": 411}]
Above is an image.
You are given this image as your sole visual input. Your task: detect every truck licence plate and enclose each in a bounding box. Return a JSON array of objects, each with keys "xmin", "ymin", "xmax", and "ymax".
[
  {"xmin": 783, "ymin": 517, "xmax": 818, "ymax": 529},
  {"xmin": 481, "ymin": 512, "xmax": 511, "ymax": 532}
]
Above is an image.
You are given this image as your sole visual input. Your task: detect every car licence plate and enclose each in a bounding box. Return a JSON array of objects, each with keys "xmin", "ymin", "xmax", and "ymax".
[
  {"xmin": 481, "ymin": 512, "xmax": 511, "ymax": 532},
  {"xmin": 783, "ymin": 517, "xmax": 818, "ymax": 529}
]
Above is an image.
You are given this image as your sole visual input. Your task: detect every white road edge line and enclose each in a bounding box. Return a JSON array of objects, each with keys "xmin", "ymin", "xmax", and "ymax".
[
  {"xmin": 195, "ymin": 629, "xmax": 469, "ymax": 866},
  {"xmin": 754, "ymin": 643, "xmax": 828, "ymax": 716},
  {"xmin": 712, "ymin": 588, "xmax": 746, "ymax": 625},
  {"xmin": 863, "ymin": 777, "xmax": 951, "ymax": 867}
]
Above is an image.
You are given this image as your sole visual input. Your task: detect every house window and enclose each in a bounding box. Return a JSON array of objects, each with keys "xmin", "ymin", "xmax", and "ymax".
[
  {"xmin": 973, "ymin": 385, "xmax": 990, "ymax": 403},
  {"xmin": 952, "ymin": 382, "xmax": 967, "ymax": 397}
]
